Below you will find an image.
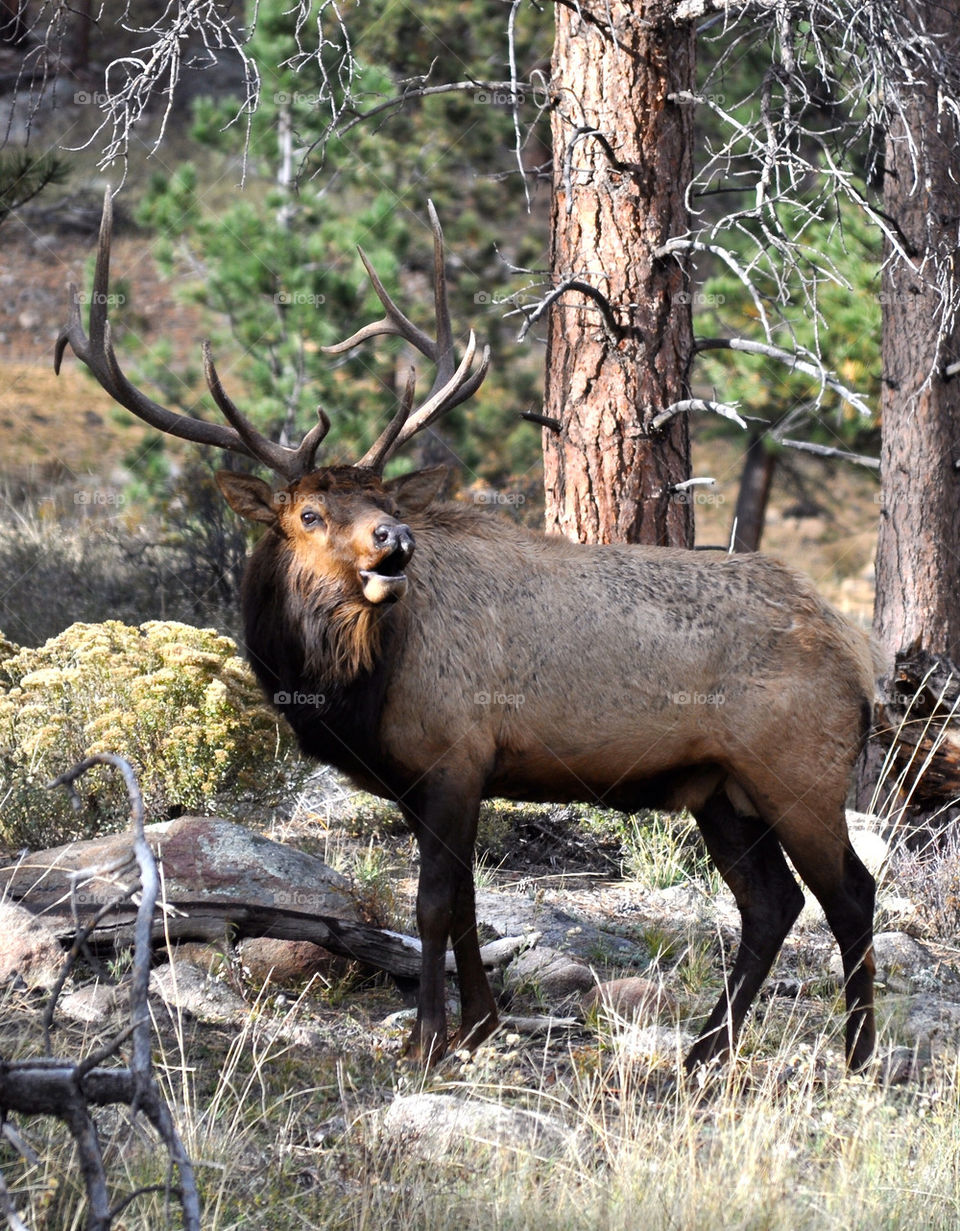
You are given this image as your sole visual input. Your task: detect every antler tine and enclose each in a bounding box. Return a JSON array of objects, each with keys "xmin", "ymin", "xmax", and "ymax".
[
  {"xmin": 392, "ymin": 333, "xmax": 491, "ymax": 452},
  {"xmin": 56, "ymin": 188, "xmax": 330, "ymax": 482},
  {"xmin": 426, "ymin": 199, "xmax": 455, "ymax": 387},
  {"xmin": 321, "ymin": 247, "xmax": 437, "ymax": 359},
  {"xmin": 357, "ymin": 365, "xmax": 417, "ymax": 472},
  {"xmin": 322, "ymin": 201, "xmax": 489, "ymax": 471},
  {"xmin": 202, "ymin": 344, "xmax": 331, "ymax": 480}
]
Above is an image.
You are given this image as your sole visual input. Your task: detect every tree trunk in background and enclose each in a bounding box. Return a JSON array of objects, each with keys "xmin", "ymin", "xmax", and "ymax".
[
  {"xmin": 731, "ymin": 434, "xmax": 777, "ymax": 552},
  {"xmin": 858, "ymin": 0, "xmax": 960, "ymax": 808},
  {"xmin": 873, "ymin": 6, "xmax": 960, "ymax": 665},
  {"xmin": 543, "ymin": 2, "xmax": 695, "ymax": 545}
]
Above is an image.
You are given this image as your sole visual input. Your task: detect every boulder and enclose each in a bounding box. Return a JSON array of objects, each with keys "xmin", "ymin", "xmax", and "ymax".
[
  {"xmin": 0, "ymin": 816, "xmax": 357, "ymax": 922},
  {"xmin": 0, "ymin": 900, "xmax": 64, "ymax": 990},
  {"xmin": 239, "ymin": 937, "xmax": 335, "ymax": 985}
]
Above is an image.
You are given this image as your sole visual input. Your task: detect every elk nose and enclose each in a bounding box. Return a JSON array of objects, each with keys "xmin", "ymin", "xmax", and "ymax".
[{"xmin": 373, "ymin": 522, "xmax": 414, "ymax": 560}]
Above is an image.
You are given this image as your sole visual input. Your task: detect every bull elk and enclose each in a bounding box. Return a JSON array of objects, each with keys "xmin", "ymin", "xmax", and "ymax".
[{"xmin": 56, "ymin": 192, "xmax": 878, "ymax": 1072}]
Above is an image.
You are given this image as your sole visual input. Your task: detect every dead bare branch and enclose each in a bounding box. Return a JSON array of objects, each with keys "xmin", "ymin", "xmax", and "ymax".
[
  {"xmin": 776, "ymin": 437, "xmax": 881, "ymax": 469},
  {"xmin": 0, "ymin": 755, "xmax": 200, "ymax": 1231},
  {"xmin": 652, "ymin": 398, "xmax": 747, "ymax": 431}
]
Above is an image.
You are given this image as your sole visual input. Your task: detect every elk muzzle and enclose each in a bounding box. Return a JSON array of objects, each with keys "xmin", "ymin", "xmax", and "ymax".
[{"xmin": 359, "ymin": 521, "xmax": 414, "ymax": 603}]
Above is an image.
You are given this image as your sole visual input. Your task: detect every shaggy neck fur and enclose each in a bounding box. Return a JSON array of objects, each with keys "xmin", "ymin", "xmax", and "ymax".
[{"xmin": 287, "ymin": 557, "xmax": 387, "ymax": 684}]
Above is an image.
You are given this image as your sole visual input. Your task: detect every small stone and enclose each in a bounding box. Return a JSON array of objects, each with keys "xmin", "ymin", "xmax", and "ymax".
[
  {"xmin": 238, "ymin": 937, "xmax": 334, "ymax": 986},
  {"xmin": 583, "ymin": 977, "xmax": 679, "ymax": 1022},
  {"xmin": 150, "ymin": 960, "xmax": 248, "ymax": 1025},
  {"xmin": 503, "ymin": 946, "xmax": 594, "ymax": 998},
  {"xmin": 59, "ymin": 982, "xmax": 123, "ymax": 1024},
  {"xmin": 378, "ymin": 1093, "xmax": 572, "ymax": 1162}
]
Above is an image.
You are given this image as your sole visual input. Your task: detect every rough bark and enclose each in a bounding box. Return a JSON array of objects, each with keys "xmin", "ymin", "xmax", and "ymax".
[
  {"xmin": 543, "ymin": 1, "xmax": 695, "ymax": 546},
  {"xmin": 873, "ymin": 0, "xmax": 960, "ymax": 669}
]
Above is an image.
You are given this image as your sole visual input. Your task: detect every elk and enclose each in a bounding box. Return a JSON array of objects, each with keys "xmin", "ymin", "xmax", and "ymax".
[{"xmin": 57, "ymin": 192, "xmax": 878, "ymax": 1072}]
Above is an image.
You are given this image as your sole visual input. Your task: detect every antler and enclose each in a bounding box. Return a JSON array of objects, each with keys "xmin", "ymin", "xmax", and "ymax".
[
  {"xmin": 324, "ymin": 200, "xmax": 491, "ymax": 473},
  {"xmin": 55, "ymin": 188, "xmax": 330, "ymax": 483}
]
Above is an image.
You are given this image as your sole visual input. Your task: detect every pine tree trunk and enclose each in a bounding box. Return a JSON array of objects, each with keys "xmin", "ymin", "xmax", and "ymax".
[
  {"xmin": 543, "ymin": 2, "xmax": 695, "ymax": 546},
  {"xmin": 873, "ymin": 1, "xmax": 960, "ymax": 666},
  {"xmin": 857, "ymin": 0, "xmax": 960, "ymax": 808},
  {"xmin": 731, "ymin": 434, "xmax": 776, "ymax": 553}
]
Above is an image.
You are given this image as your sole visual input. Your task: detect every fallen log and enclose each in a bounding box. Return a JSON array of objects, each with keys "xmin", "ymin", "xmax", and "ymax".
[
  {"xmin": 871, "ymin": 649, "xmax": 960, "ymax": 823},
  {"xmin": 0, "ymin": 816, "xmax": 423, "ymax": 980}
]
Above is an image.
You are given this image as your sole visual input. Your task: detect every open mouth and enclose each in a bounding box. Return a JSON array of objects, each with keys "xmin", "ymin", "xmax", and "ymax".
[{"xmin": 359, "ymin": 545, "xmax": 411, "ymax": 604}]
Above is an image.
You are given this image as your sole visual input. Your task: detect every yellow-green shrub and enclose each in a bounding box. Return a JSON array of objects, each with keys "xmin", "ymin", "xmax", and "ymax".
[{"xmin": 0, "ymin": 620, "xmax": 303, "ymax": 849}]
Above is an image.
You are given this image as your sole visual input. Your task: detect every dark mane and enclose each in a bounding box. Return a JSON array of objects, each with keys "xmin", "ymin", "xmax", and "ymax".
[{"xmin": 240, "ymin": 529, "xmax": 399, "ymax": 781}]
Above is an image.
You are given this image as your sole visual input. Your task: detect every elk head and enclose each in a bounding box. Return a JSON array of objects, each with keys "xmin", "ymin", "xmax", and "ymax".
[
  {"xmin": 215, "ymin": 464, "xmax": 448, "ymax": 605},
  {"xmin": 55, "ymin": 188, "xmax": 491, "ymax": 602}
]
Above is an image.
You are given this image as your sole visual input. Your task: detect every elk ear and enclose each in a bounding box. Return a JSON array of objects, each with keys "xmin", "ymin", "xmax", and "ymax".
[
  {"xmin": 215, "ymin": 472, "xmax": 278, "ymax": 525},
  {"xmin": 384, "ymin": 465, "xmax": 449, "ymax": 514}
]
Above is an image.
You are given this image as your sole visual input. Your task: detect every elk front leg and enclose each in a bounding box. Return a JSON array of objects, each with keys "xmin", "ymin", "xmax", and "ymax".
[
  {"xmin": 405, "ymin": 778, "xmax": 489, "ymax": 1065},
  {"xmin": 448, "ymin": 869, "xmax": 498, "ymax": 1051}
]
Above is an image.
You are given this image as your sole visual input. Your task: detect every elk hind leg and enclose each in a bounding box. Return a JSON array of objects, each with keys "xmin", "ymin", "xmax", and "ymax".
[
  {"xmin": 775, "ymin": 817, "xmax": 876, "ymax": 1071},
  {"xmin": 685, "ymin": 787, "xmax": 804, "ymax": 1071}
]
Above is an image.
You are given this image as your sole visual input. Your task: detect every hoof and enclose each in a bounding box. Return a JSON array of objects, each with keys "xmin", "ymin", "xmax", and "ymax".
[{"xmin": 448, "ymin": 1012, "xmax": 498, "ymax": 1054}]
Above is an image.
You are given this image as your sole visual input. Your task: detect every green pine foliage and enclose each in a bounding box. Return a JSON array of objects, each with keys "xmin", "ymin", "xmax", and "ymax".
[{"xmin": 128, "ymin": 0, "xmax": 550, "ymax": 489}]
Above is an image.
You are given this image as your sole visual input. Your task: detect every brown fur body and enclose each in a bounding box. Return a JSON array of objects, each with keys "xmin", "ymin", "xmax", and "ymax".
[{"xmin": 224, "ymin": 467, "xmax": 877, "ymax": 1071}]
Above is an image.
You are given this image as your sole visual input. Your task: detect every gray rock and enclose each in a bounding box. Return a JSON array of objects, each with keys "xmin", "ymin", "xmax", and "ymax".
[
  {"xmin": 475, "ymin": 890, "xmax": 603, "ymax": 953},
  {"xmin": 378, "ymin": 1093, "xmax": 573, "ymax": 1162},
  {"xmin": 1, "ymin": 816, "xmax": 358, "ymax": 922},
  {"xmin": 150, "ymin": 960, "xmax": 249, "ymax": 1026},
  {"xmin": 829, "ymin": 931, "xmax": 952, "ymax": 994},
  {"xmin": 583, "ymin": 977, "xmax": 680, "ymax": 1022},
  {"xmin": 0, "ymin": 901, "xmax": 64, "ymax": 990},
  {"xmin": 59, "ymin": 982, "xmax": 124, "ymax": 1024},
  {"xmin": 503, "ymin": 946, "xmax": 594, "ymax": 999},
  {"xmin": 900, "ymin": 994, "xmax": 960, "ymax": 1056},
  {"xmin": 616, "ymin": 1023, "xmax": 697, "ymax": 1061}
]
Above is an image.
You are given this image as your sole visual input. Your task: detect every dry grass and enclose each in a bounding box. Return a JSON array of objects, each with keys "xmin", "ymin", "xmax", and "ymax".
[{"xmin": 4, "ymin": 996, "xmax": 959, "ymax": 1231}]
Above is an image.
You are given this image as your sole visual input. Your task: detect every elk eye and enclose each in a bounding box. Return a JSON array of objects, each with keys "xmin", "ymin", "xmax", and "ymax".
[{"xmin": 300, "ymin": 508, "xmax": 324, "ymax": 529}]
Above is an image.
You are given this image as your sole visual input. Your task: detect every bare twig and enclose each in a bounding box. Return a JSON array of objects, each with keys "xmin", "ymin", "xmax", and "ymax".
[
  {"xmin": 694, "ymin": 336, "xmax": 873, "ymax": 418},
  {"xmin": 652, "ymin": 398, "xmax": 747, "ymax": 431},
  {"xmin": 516, "ymin": 277, "xmax": 625, "ymax": 342},
  {"xmin": 776, "ymin": 437, "xmax": 881, "ymax": 469},
  {"xmin": 0, "ymin": 755, "xmax": 200, "ymax": 1231}
]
